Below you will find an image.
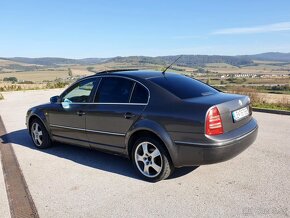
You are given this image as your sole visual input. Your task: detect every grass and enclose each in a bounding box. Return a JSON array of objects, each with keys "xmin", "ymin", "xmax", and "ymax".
[
  {"xmin": 0, "ymin": 81, "xmax": 70, "ymax": 92},
  {"xmin": 0, "ymin": 68, "xmax": 93, "ymax": 82},
  {"xmin": 253, "ymin": 103, "xmax": 290, "ymax": 111},
  {"xmin": 224, "ymin": 86, "xmax": 290, "ymax": 111}
]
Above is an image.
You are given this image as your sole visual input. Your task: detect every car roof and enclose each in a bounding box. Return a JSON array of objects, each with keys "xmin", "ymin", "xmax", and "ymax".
[{"xmin": 90, "ymin": 70, "xmax": 178, "ymax": 80}]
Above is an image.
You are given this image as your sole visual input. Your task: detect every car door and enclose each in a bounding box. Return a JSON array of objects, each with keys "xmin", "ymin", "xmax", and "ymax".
[
  {"xmin": 48, "ymin": 78, "xmax": 99, "ymax": 147},
  {"xmin": 85, "ymin": 76, "xmax": 149, "ymax": 150}
]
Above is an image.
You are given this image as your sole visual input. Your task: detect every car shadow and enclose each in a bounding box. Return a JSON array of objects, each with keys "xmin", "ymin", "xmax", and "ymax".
[{"xmin": 0, "ymin": 129, "xmax": 198, "ymax": 181}]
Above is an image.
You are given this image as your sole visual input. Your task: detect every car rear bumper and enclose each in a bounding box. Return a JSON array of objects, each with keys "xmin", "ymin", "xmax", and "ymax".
[{"xmin": 174, "ymin": 119, "xmax": 258, "ymax": 167}]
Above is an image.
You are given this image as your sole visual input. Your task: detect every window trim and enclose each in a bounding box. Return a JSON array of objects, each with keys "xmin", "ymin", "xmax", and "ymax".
[
  {"xmin": 94, "ymin": 76, "xmax": 135, "ymax": 104},
  {"xmin": 129, "ymin": 82, "xmax": 150, "ymax": 104},
  {"xmin": 60, "ymin": 77, "xmax": 98, "ymax": 103},
  {"xmin": 128, "ymin": 82, "xmax": 136, "ymax": 103},
  {"xmin": 59, "ymin": 75, "xmax": 150, "ymax": 105}
]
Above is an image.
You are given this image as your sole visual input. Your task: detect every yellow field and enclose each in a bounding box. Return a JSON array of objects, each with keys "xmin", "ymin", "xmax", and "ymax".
[{"xmin": 0, "ymin": 68, "xmax": 93, "ymax": 82}]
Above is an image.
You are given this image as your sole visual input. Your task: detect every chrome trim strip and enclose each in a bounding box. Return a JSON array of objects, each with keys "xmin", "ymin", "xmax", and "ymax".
[
  {"xmin": 174, "ymin": 140, "xmax": 210, "ymax": 146},
  {"xmin": 55, "ymin": 102, "xmax": 147, "ymax": 106},
  {"xmin": 50, "ymin": 124, "xmax": 86, "ymax": 131},
  {"xmin": 50, "ymin": 124, "xmax": 125, "ymax": 136},
  {"xmin": 129, "ymin": 82, "xmax": 136, "ymax": 103},
  {"xmin": 92, "ymin": 75, "xmax": 150, "ymax": 105},
  {"xmin": 86, "ymin": 129, "xmax": 125, "ymax": 136}
]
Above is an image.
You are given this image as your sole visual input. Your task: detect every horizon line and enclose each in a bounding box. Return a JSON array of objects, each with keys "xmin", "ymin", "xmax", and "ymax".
[{"xmin": 1, "ymin": 51, "xmax": 290, "ymax": 59}]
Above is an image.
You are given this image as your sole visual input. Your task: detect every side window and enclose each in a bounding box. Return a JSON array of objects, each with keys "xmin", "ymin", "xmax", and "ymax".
[
  {"xmin": 95, "ymin": 77, "xmax": 134, "ymax": 103},
  {"xmin": 62, "ymin": 78, "xmax": 97, "ymax": 103},
  {"xmin": 130, "ymin": 83, "xmax": 149, "ymax": 104}
]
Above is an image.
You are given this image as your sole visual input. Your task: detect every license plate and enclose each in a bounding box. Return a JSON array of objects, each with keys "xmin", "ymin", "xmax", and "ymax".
[{"xmin": 232, "ymin": 106, "xmax": 249, "ymax": 122}]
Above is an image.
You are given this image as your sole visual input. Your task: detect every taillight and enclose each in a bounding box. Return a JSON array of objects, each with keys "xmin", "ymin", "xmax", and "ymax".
[{"xmin": 206, "ymin": 106, "xmax": 224, "ymax": 135}]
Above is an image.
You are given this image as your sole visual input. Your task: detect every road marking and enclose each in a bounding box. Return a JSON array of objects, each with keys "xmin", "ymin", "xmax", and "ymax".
[{"xmin": 0, "ymin": 116, "xmax": 39, "ymax": 218}]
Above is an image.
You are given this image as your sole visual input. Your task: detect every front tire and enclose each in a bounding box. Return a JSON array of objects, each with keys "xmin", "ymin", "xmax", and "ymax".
[
  {"xmin": 132, "ymin": 137, "xmax": 174, "ymax": 182},
  {"xmin": 30, "ymin": 119, "xmax": 52, "ymax": 149}
]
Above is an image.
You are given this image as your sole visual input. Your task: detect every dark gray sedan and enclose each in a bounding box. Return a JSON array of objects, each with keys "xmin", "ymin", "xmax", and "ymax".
[{"xmin": 26, "ymin": 70, "xmax": 258, "ymax": 182}]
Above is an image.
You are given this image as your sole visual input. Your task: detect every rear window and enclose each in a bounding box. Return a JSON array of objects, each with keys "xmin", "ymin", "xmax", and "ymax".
[{"xmin": 149, "ymin": 75, "xmax": 218, "ymax": 99}]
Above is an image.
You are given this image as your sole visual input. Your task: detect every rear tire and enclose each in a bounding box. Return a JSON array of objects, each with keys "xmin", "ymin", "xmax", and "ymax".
[
  {"xmin": 131, "ymin": 137, "xmax": 174, "ymax": 182},
  {"xmin": 30, "ymin": 118, "xmax": 52, "ymax": 149}
]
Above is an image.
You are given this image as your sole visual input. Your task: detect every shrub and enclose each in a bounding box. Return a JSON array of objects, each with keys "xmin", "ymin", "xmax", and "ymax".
[
  {"xmin": 18, "ymin": 81, "xmax": 34, "ymax": 84},
  {"xmin": 87, "ymin": 67, "xmax": 94, "ymax": 72},
  {"xmin": 45, "ymin": 81, "xmax": 69, "ymax": 89},
  {"xmin": 3, "ymin": 77, "xmax": 18, "ymax": 83},
  {"xmin": 228, "ymin": 86, "xmax": 290, "ymax": 111},
  {"xmin": 68, "ymin": 68, "xmax": 73, "ymax": 77}
]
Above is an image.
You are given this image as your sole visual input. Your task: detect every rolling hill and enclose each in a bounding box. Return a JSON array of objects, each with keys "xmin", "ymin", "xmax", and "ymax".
[{"xmin": 1, "ymin": 52, "xmax": 290, "ymax": 68}]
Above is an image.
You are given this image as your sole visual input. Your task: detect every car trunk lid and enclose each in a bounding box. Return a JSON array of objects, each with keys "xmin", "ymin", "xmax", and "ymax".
[{"xmin": 185, "ymin": 92, "xmax": 252, "ymax": 133}]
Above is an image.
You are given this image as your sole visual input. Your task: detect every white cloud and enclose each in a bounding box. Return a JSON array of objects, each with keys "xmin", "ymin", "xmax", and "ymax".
[{"xmin": 212, "ymin": 22, "xmax": 290, "ymax": 35}]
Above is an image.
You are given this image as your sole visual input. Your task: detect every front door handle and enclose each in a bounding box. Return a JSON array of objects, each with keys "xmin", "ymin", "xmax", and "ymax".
[
  {"xmin": 77, "ymin": 111, "xmax": 86, "ymax": 116},
  {"xmin": 124, "ymin": 112, "xmax": 135, "ymax": 119}
]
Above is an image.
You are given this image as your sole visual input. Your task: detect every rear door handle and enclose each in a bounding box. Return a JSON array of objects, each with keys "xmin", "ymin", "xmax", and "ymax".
[
  {"xmin": 124, "ymin": 112, "xmax": 135, "ymax": 119},
  {"xmin": 77, "ymin": 111, "xmax": 86, "ymax": 116}
]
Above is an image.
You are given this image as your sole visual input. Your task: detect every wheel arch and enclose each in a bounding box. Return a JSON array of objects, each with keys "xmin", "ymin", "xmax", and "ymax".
[
  {"xmin": 28, "ymin": 112, "xmax": 51, "ymax": 137},
  {"xmin": 125, "ymin": 120, "xmax": 178, "ymax": 166}
]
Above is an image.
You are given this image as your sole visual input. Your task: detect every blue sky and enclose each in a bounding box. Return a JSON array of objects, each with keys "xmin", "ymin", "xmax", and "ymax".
[{"xmin": 1, "ymin": 0, "xmax": 290, "ymax": 58}]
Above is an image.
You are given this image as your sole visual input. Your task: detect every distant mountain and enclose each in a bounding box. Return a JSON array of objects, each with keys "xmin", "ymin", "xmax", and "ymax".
[
  {"xmin": 105, "ymin": 55, "xmax": 252, "ymax": 67},
  {"xmin": 2, "ymin": 52, "xmax": 290, "ymax": 68},
  {"xmin": 0, "ymin": 57, "xmax": 107, "ymax": 66},
  {"xmin": 240, "ymin": 52, "xmax": 290, "ymax": 62}
]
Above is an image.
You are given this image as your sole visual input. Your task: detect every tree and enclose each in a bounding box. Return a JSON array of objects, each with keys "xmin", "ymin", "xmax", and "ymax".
[
  {"xmin": 206, "ymin": 78, "xmax": 211, "ymax": 85},
  {"xmin": 198, "ymin": 67, "xmax": 205, "ymax": 74},
  {"xmin": 87, "ymin": 67, "xmax": 94, "ymax": 72},
  {"xmin": 68, "ymin": 68, "xmax": 73, "ymax": 77},
  {"xmin": 3, "ymin": 77, "xmax": 18, "ymax": 83}
]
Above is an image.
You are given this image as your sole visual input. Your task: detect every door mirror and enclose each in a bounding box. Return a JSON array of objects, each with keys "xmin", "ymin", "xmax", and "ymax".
[
  {"xmin": 50, "ymin": 95, "xmax": 60, "ymax": 103},
  {"xmin": 61, "ymin": 98, "xmax": 72, "ymax": 109}
]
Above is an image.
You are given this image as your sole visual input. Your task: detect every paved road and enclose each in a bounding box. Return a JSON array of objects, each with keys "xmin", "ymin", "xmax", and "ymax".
[{"xmin": 0, "ymin": 90, "xmax": 289, "ymax": 218}]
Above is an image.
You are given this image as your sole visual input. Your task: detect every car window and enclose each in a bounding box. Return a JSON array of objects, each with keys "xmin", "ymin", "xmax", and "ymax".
[
  {"xmin": 130, "ymin": 83, "xmax": 149, "ymax": 104},
  {"xmin": 149, "ymin": 75, "xmax": 218, "ymax": 99},
  {"xmin": 62, "ymin": 78, "xmax": 97, "ymax": 103},
  {"xmin": 95, "ymin": 77, "xmax": 134, "ymax": 103}
]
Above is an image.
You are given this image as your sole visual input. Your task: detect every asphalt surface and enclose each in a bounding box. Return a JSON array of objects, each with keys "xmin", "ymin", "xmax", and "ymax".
[{"xmin": 0, "ymin": 89, "xmax": 289, "ymax": 218}]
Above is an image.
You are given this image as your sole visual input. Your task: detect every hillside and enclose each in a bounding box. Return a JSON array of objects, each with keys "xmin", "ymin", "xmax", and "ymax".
[
  {"xmin": 1, "ymin": 55, "xmax": 252, "ymax": 67},
  {"xmin": 241, "ymin": 52, "xmax": 290, "ymax": 62},
  {"xmin": 107, "ymin": 55, "xmax": 252, "ymax": 67},
  {"xmin": 1, "ymin": 52, "xmax": 290, "ymax": 69},
  {"xmin": 0, "ymin": 57, "xmax": 107, "ymax": 66}
]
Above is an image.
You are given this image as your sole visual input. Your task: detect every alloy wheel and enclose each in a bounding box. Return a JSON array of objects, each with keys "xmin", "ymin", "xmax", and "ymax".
[
  {"xmin": 134, "ymin": 141, "xmax": 163, "ymax": 178},
  {"xmin": 31, "ymin": 122, "xmax": 43, "ymax": 146}
]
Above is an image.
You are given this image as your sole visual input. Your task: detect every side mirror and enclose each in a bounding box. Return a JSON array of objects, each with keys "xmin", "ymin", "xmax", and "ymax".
[
  {"xmin": 61, "ymin": 98, "xmax": 72, "ymax": 109},
  {"xmin": 50, "ymin": 95, "xmax": 60, "ymax": 103}
]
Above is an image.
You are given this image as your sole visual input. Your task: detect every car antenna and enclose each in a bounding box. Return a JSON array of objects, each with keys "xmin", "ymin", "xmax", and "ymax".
[{"xmin": 162, "ymin": 55, "xmax": 182, "ymax": 75}]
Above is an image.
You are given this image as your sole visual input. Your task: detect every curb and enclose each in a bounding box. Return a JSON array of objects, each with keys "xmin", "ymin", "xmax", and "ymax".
[
  {"xmin": 253, "ymin": 108, "xmax": 290, "ymax": 115},
  {"xmin": 0, "ymin": 116, "xmax": 39, "ymax": 218}
]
